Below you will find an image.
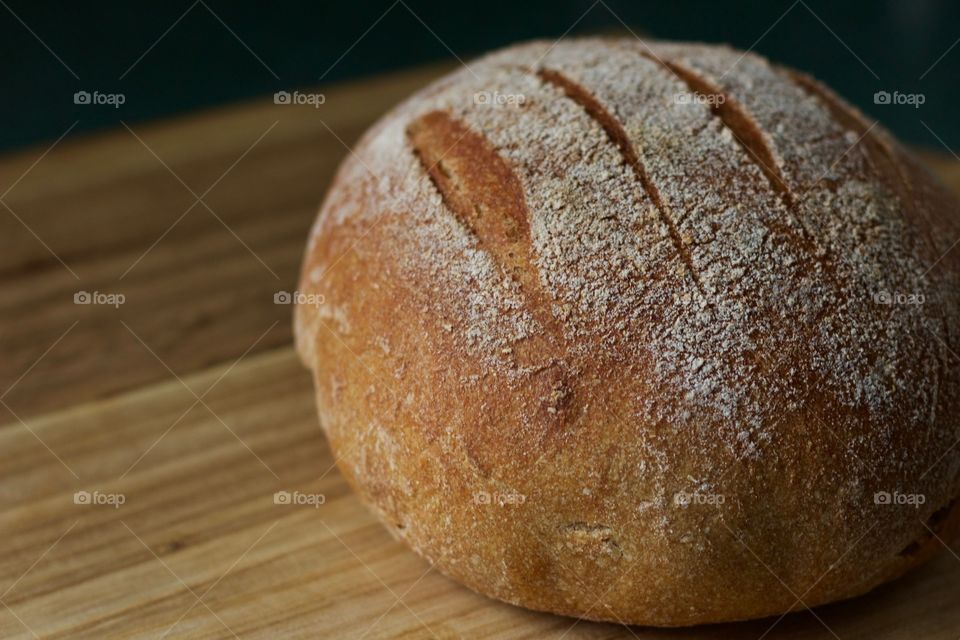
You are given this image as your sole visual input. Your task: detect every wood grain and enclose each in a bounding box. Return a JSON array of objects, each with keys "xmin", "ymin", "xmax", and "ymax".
[{"xmin": 1, "ymin": 61, "xmax": 959, "ymax": 638}]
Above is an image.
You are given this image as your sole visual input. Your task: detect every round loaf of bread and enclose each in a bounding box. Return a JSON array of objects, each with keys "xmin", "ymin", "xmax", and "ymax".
[{"xmin": 295, "ymin": 38, "xmax": 960, "ymax": 626}]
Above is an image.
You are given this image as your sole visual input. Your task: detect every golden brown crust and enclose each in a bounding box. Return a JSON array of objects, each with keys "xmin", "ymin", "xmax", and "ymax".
[{"xmin": 295, "ymin": 38, "xmax": 960, "ymax": 626}]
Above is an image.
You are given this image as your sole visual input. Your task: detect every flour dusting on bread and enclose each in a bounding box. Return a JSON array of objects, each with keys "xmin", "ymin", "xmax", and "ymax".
[{"xmin": 295, "ymin": 38, "xmax": 960, "ymax": 626}]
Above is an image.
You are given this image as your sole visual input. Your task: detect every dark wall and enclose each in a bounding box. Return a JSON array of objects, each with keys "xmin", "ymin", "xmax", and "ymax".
[{"xmin": 2, "ymin": 0, "xmax": 958, "ymax": 151}]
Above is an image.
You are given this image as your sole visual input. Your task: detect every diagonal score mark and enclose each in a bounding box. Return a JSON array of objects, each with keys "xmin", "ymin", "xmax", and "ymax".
[
  {"xmin": 536, "ymin": 64, "xmax": 706, "ymax": 297},
  {"xmin": 121, "ymin": 520, "xmax": 241, "ymax": 639},
  {"xmin": 307, "ymin": 120, "xmax": 473, "ymax": 291},
  {"xmin": 2, "ymin": 320, "xmax": 79, "ymax": 400},
  {"xmin": 119, "ymin": 320, "xmax": 279, "ymax": 479},
  {"xmin": 528, "ymin": 3, "xmax": 718, "ymax": 305},
  {"xmin": 597, "ymin": 0, "xmax": 696, "ymax": 89},
  {"xmin": 120, "ymin": 0, "xmax": 200, "ymax": 80},
  {"xmin": 119, "ymin": 120, "xmax": 280, "ymax": 280},
  {"xmin": 1, "ymin": 121, "xmax": 79, "ymax": 200},
  {"xmin": 0, "ymin": 200, "xmax": 80, "ymax": 280},
  {"xmin": 0, "ymin": 0, "xmax": 79, "ymax": 79},
  {"xmin": 120, "ymin": 321, "xmax": 280, "ymax": 479},
  {"xmin": 0, "ymin": 521, "xmax": 78, "ymax": 601},
  {"xmin": 0, "ymin": 399, "xmax": 79, "ymax": 479},
  {"xmin": 320, "ymin": 521, "xmax": 442, "ymax": 640},
  {"xmin": 159, "ymin": 520, "xmax": 279, "ymax": 639},
  {"xmin": 298, "ymin": 62, "xmax": 734, "ymax": 632},
  {"xmin": 199, "ymin": 0, "xmax": 279, "ymax": 79}
]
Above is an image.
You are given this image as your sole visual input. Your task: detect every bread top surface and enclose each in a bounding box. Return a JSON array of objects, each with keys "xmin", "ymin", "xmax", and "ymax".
[
  {"xmin": 295, "ymin": 38, "xmax": 960, "ymax": 622},
  {"xmin": 300, "ymin": 36, "xmax": 960, "ymax": 459}
]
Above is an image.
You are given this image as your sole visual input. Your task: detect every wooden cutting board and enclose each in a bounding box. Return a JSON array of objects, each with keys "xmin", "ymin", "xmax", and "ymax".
[{"xmin": 1, "ymin": 60, "xmax": 959, "ymax": 640}]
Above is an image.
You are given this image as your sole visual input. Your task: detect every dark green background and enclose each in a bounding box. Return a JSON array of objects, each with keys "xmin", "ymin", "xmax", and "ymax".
[{"xmin": 3, "ymin": 0, "xmax": 958, "ymax": 151}]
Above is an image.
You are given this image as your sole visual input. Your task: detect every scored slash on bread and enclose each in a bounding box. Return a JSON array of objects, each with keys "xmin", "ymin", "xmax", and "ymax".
[{"xmin": 295, "ymin": 38, "xmax": 960, "ymax": 626}]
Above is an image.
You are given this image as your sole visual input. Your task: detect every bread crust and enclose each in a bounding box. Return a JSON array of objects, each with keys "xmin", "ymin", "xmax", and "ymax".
[{"xmin": 295, "ymin": 38, "xmax": 960, "ymax": 626}]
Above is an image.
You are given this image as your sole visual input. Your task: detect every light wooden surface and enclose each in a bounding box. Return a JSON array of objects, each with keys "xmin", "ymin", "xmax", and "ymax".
[{"xmin": 1, "ymin": 61, "xmax": 960, "ymax": 639}]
